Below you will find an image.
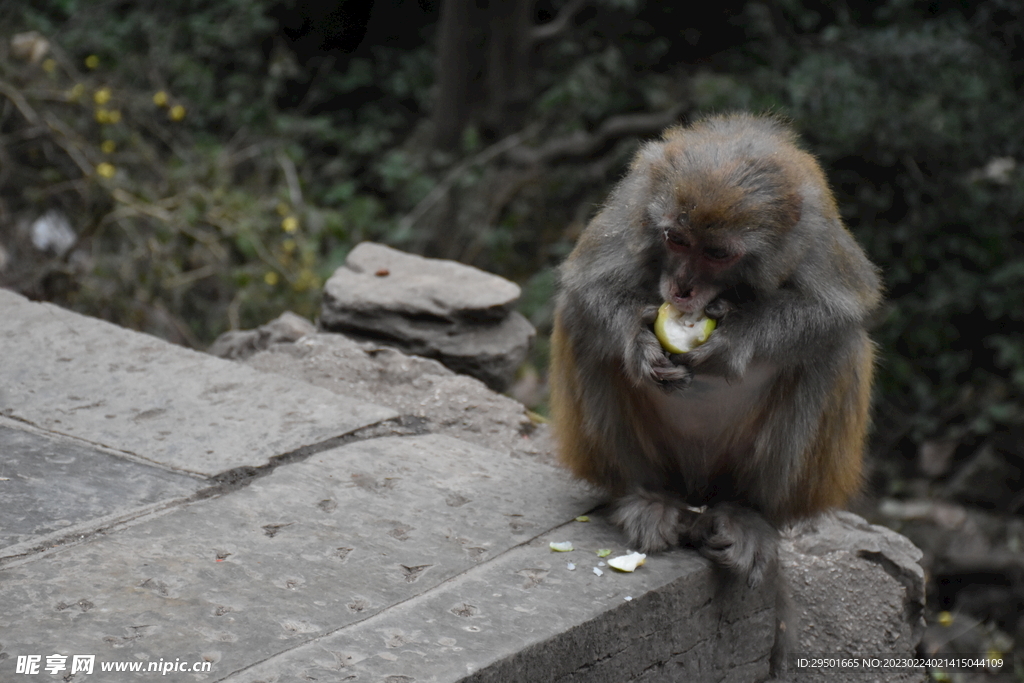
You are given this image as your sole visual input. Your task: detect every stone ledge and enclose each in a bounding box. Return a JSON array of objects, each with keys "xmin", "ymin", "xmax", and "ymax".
[
  {"xmin": 0, "ymin": 290, "xmax": 925, "ymax": 682},
  {"xmin": 0, "ymin": 289, "xmax": 396, "ymax": 476}
]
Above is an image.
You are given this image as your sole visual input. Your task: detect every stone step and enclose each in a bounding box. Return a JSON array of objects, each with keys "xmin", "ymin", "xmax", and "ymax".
[{"xmin": 0, "ymin": 290, "xmax": 924, "ymax": 682}]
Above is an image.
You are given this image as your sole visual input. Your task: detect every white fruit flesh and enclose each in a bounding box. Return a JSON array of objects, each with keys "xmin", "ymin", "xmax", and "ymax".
[{"xmin": 654, "ymin": 303, "xmax": 716, "ymax": 354}]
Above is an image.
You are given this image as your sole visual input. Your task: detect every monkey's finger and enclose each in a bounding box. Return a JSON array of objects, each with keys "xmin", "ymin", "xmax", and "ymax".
[{"xmin": 640, "ymin": 305, "xmax": 660, "ymax": 324}]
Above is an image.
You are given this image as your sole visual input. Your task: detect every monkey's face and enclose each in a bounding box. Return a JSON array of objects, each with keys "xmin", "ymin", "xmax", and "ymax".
[
  {"xmin": 643, "ymin": 144, "xmax": 805, "ymax": 311},
  {"xmin": 657, "ymin": 211, "xmax": 743, "ymax": 314}
]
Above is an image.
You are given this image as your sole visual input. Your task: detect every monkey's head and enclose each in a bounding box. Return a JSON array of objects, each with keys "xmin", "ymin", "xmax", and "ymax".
[{"xmin": 631, "ymin": 114, "xmax": 833, "ymax": 314}]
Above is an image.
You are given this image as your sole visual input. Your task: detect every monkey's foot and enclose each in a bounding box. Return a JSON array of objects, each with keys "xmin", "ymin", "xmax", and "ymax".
[
  {"xmin": 611, "ymin": 490, "xmax": 695, "ymax": 553},
  {"xmin": 689, "ymin": 503, "xmax": 779, "ymax": 588}
]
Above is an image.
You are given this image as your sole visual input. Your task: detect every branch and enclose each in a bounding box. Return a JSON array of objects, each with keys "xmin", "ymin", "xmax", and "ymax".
[
  {"xmin": 41, "ymin": 112, "xmax": 95, "ymax": 177},
  {"xmin": 397, "ymin": 124, "xmax": 540, "ymax": 235},
  {"xmin": 277, "ymin": 150, "xmax": 304, "ymax": 211},
  {"xmin": 531, "ymin": 0, "xmax": 587, "ymax": 43},
  {"xmin": 506, "ymin": 105, "xmax": 685, "ymax": 166},
  {"xmin": 0, "ymin": 78, "xmax": 42, "ymax": 125}
]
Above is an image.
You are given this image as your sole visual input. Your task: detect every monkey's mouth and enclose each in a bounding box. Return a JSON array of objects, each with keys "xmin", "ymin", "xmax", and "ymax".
[{"xmin": 668, "ymin": 284, "xmax": 707, "ymax": 313}]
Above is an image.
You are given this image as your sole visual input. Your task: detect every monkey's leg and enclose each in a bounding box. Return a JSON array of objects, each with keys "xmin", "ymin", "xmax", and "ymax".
[
  {"xmin": 689, "ymin": 502, "xmax": 779, "ymax": 588},
  {"xmin": 610, "ymin": 489, "xmax": 701, "ymax": 553}
]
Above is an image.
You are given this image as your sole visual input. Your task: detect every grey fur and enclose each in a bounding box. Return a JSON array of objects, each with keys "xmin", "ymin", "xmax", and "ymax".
[
  {"xmin": 553, "ymin": 114, "xmax": 881, "ymax": 681},
  {"xmin": 611, "ymin": 489, "xmax": 702, "ymax": 553},
  {"xmin": 688, "ymin": 503, "xmax": 779, "ymax": 588}
]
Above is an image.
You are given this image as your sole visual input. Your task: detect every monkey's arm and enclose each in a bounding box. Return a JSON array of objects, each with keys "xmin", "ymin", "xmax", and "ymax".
[
  {"xmin": 558, "ymin": 232, "xmax": 692, "ymax": 390},
  {"xmin": 558, "ymin": 287, "xmax": 691, "ymax": 390},
  {"xmin": 686, "ymin": 282, "xmax": 870, "ymax": 380}
]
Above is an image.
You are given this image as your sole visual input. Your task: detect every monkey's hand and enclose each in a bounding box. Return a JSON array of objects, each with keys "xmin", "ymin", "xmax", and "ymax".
[
  {"xmin": 680, "ymin": 327, "xmax": 752, "ymax": 382},
  {"xmin": 632, "ymin": 305, "xmax": 692, "ymax": 390},
  {"xmin": 704, "ymin": 297, "xmax": 734, "ymax": 321}
]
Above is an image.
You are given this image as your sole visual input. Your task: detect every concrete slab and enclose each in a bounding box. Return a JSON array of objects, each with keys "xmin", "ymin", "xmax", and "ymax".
[
  {"xmin": 0, "ymin": 290, "xmax": 397, "ymax": 475},
  {"xmin": 223, "ymin": 518, "xmax": 773, "ymax": 683},
  {"xmin": 0, "ymin": 288, "xmax": 925, "ymax": 682},
  {"xmin": 0, "ymin": 434, "xmax": 618, "ymax": 680},
  {"xmin": 0, "ymin": 420, "xmax": 204, "ymax": 552}
]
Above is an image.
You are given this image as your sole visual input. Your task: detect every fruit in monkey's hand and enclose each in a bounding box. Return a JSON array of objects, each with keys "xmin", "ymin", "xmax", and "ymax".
[{"xmin": 653, "ymin": 302, "xmax": 716, "ymax": 354}]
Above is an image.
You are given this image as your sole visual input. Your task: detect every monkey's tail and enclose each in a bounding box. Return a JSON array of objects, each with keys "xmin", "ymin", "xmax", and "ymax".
[{"xmin": 769, "ymin": 568, "xmax": 796, "ymax": 679}]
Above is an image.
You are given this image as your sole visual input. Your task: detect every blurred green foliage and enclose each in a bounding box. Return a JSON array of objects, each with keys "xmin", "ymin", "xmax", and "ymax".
[
  {"xmin": 0, "ymin": 0, "xmax": 428, "ymax": 343},
  {"xmin": 774, "ymin": 9, "xmax": 1024, "ymax": 447},
  {"xmin": 1, "ymin": 0, "xmax": 1022, "ymax": 453}
]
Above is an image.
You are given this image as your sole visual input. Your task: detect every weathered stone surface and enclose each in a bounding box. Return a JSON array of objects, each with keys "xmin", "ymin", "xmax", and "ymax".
[
  {"xmin": 208, "ymin": 311, "xmax": 316, "ymax": 361},
  {"xmin": 0, "ymin": 435, "xmax": 609, "ymax": 681},
  {"xmin": 327, "ymin": 242, "xmax": 522, "ymax": 321},
  {"xmin": 245, "ymin": 332, "xmax": 552, "ymax": 463},
  {"xmin": 0, "ymin": 420, "xmax": 203, "ymax": 555},
  {"xmin": 0, "ymin": 289, "xmax": 396, "ymax": 476},
  {"xmin": 320, "ymin": 242, "xmax": 534, "ymax": 391},
  {"xmin": 0, "ymin": 428, "xmax": 778, "ymax": 683},
  {"xmin": 0, "ymin": 286, "xmax": 929, "ymax": 683},
  {"xmin": 779, "ymin": 511, "xmax": 928, "ymax": 683},
  {"xmin": 220, "ymin": 515, "xmax": 774, "ymax": 683}
]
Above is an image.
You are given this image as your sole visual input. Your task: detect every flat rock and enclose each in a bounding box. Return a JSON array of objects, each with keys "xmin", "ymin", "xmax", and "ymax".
[
  {"xmin": 0, "ymin": 290, "xmax": 396, "ymax": 476},
  {"xmin": 222, "ymin": 511, "xmax": 774, "ymax": 683},
  {"xmin": 0, "ymin": 420, "xmax": 204, "ymax": 555},
  {"xmin": 325, "ymin": 242, "xmax": 521, "ymax": 322},
  {"xmin": 0, "ymin": 434, "xmax": 611, "ymax": 679},
  {"xmin": 0, "ymin": 288, "xmax": 928, "ymax": 682},
  {"xmin": 320, "ymin": 243, "xmax": 534, "ymax": 391}
]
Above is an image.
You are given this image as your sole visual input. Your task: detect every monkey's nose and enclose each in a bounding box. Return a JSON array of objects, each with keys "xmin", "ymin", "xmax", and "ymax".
[{"xmin": 670, "ymin": 284, "xmax": 701, "ymax": 312}]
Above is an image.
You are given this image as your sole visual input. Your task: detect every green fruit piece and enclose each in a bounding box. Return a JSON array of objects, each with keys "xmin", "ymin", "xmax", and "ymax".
[{"xmin": 653, "ymin": 302, "xmax": 716, "ymax": 354}]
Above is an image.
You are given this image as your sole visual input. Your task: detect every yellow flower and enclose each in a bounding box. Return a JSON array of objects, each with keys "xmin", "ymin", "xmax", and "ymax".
[
  {"xmin": 152, "ymin": 91, "xmax": 168, "ymax": 107},
  {"xmin": 42, "ymin": 59, "xmax": 57, "ymax": 74},
  {"xmin": 281, "ymin": 216, "xmax": 298, "ymax": 233},
  {"xmin": 94, "ymin": 87, "xmax": 111, "ymax": 105},
  {"xmin": 264, "ymin": 271, "xmax": 279, "ymax": 286},
  {"xmin": 96, "ymin": 162, "xmax": 116, "ymax": 179},
  {"xmin": 937, "ymin": 611, "xmax": 953, "ymax": 627},
  {"xmin": 101, "ymin": 140, "xmax": 116, "ymax": 154},
  {"xmin": 107, "ymin": 110, "xmax": 121, "ymax": 124},
  {"xmin": 95, "ymin": 108, "xmax": 110, "ymax": 124},
  {"xmin": 169, "ymin": 105, "xmax": 186, "ymax": 121},
  {"xmin": 84, "ymin": 55, "xmax": 99, "ymax": 69},
  {"xmin": 293, "ymin": 269, "xmax": 320, "ymax": 292}
]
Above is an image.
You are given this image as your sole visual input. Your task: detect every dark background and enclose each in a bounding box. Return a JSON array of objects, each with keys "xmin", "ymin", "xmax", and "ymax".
[{"xmin": 1, "ymin": 1, "xmax": 1023, "ymax": 675}]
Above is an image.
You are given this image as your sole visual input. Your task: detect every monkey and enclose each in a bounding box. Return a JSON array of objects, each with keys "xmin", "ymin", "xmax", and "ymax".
[{"xmin": 549, "ymin": 113, "xmax": 881, "ymax": 618}]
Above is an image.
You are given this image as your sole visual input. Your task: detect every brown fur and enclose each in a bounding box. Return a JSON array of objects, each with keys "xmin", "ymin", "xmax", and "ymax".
[
  {"xmin": 549, "ymin": 114, "xmax": 881, "ymax": 677},
  {"xmin": 549, "ymin": 112, "xmax": 881, "ymax": 564}
]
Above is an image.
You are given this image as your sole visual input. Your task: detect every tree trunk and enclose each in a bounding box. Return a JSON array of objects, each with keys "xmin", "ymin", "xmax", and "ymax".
[
  {"xmin": 484, "ymin": 0, "xmax": 533, "ymax": 137},
  {"xmin": 433, "ymin": 0, "xmax": 476, "ymax": 151}
]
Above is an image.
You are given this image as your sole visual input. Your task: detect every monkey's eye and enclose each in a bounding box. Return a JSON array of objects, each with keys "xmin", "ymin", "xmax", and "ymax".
[
  {"xmin": 677, "ymin": 212, "xmax": 689, "ymax": 226},
  {"xmin": 664, "ymin": 228, "xmax": 691, "ymax": 249},
  {"xmin": 703, "ymin": 246, "xmax": 732, "ymax": 261}
]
